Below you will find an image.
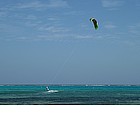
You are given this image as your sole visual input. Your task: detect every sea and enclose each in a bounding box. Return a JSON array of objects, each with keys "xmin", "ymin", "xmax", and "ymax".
[{"xmin": 0, "ymin": 85, "xmax": 140, "ymax": 105}]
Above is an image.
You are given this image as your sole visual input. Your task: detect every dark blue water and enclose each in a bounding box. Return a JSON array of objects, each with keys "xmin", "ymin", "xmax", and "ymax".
[{"xmin": 0, "ymin": 85, "xmax": 140, "ymax": 105}]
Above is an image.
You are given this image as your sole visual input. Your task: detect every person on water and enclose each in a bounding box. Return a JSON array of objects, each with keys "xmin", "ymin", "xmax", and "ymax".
[{"xmin": 46, "ymin": 87, "xmax": 50, "ymax": 91}]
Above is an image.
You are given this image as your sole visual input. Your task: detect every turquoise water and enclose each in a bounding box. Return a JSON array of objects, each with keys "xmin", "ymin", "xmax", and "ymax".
[{"xmin": 0, "ymin": 85, "xmax": 140, "ymax": 105}]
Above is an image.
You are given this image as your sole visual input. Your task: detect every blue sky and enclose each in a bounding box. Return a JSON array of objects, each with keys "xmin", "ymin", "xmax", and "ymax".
[{"xmin": 0, "ymin": 0, "xmax": 140, "ymax": 84}]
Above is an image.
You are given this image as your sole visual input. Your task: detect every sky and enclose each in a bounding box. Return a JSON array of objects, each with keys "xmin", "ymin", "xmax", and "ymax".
[{"xmin": 0, "ymin": 0, "xmax": 140, "ymax": 85}]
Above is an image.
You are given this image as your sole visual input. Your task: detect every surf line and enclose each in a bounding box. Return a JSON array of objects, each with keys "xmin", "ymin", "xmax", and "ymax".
[{"xmin": 49, "ymin": 46, "xmax": 77, "ymax": 84}]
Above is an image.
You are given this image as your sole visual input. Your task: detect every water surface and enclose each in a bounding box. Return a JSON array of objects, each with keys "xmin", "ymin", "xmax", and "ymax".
[{"xmin": 0, "ymin": 85, "xmax": 140, "ymax": 105}]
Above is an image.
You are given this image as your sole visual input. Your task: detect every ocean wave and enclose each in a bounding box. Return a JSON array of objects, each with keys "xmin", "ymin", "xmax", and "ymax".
[{"xmin": 47, "ymin": 90, "xmax": 59, "ymax": 93}]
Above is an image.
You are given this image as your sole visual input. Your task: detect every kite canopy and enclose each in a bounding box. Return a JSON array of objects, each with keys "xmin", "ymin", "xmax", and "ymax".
[{"xmin": 90, "ymin": 18, "xmax": 98, "ymax": 30}]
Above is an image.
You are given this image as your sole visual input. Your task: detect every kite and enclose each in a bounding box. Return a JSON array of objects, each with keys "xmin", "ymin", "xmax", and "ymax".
[{"xmin": 90, "ymin": 18, "xmax": 98, "ymax": 30}]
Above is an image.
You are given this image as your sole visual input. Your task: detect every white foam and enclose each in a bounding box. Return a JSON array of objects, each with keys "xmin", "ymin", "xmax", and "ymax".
[{"xmin": 47, "ymin": 90, "xmax": 59, "ymax": 93}]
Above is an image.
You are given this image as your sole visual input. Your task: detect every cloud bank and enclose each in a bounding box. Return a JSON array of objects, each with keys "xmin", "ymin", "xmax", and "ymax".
[{"xmin": 101, "ymin": 0, "xmax": 124, "ymax": 9}]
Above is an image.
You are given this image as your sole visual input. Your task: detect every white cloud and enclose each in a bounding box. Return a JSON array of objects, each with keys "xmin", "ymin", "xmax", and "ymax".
[
  {"xmin": 75, "ymin": 35, "xmax": 93, "ymax": 39},
  {"xmin": 74, "ymin": 34, "xmax": 109, "ymax": 40},
  {"xmin": 47, "ymin": 17, "xmax": 57, "ymax": 21},
  {"xmin": 48, "ymin": 0, "xmax": 68, "ymax": 8},
  {"xmin": 0, "ymin": 1, "xmax": 70, "ymax": 42},
  {"xmin": 128, "ymin": 23, "xmax": 140, "ymax": 36},
  {"xmin": 0, "ymin": 0, "xmax": 69, "ymax": 13},
  {"xmin": 104, "ymin": 23, "xmax": 117, "ymax": 29},
  {"xmin": 16, "ymin": 0, "xmax": 68, "ymax": 10},
  {"xmin": 38, "ymin": 24, "xmax": 70, "ymax": 33},
  {"xmin": 102, "ymin": 0, "xmax": 124, "ymax": 9},
  {"xmin": 16, "ymin": 1, "xmax": 44, "ymax": 9}
]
